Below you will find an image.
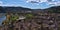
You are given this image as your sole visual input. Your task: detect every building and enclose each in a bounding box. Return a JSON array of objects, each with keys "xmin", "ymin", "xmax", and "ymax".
[{"xmin": 0, "ymin": 11, "xmax": 60, "ymax": 30}]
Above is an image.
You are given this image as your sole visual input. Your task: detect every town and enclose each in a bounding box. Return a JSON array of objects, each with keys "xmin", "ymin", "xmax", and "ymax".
[{"xmin": 0, "ymin": 6, "xmax": 60, "ymax": 30}]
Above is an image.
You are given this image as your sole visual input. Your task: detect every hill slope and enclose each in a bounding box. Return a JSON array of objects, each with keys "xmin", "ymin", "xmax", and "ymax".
[
  {"xmin": 44, "ymin": 6, "xmax": 60, "ymax": 13},
  {"xmin": 0, "ymin": 6, "xmax": 60, "ymax": 13}
]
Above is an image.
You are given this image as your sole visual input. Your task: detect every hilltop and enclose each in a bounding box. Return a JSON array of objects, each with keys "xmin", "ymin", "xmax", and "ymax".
[{"xmin": 0, "ymin": 6, "xmax": 60, "ymax": 13}]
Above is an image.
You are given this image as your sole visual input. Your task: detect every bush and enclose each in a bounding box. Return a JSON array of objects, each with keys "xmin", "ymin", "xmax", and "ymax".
[
  {"xmin": 10, "ymin": 15, "xmax": 19, "ymax": 22},
  {"xmin": 25, "ymin": 14, "xmax": 34, "ymax": 19}
]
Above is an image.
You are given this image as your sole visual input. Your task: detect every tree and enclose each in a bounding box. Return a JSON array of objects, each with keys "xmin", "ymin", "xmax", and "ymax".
[
  {"xmin": 25, "ymin": 14, "xmax": 34, "ymax": 19},
  {"xmin": 8, "ymin": 14, "xmax": 19, "ymax": 30},
  {"xmin": 48, "ymin": 10, "xmax": 60, "ymax": 13},
  {"xmin": 10, "ymin": 14, "xmax": 19, "ymax": 22}
]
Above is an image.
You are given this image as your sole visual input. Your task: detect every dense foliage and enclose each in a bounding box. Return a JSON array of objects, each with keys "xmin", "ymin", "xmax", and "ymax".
[
  {"xmin": 26, "ymin": 14, "xmax": 34, "ymax": 19},
  {"xmin": 48, "ymin": 10, "xmax": 60, "ymax": 13},
  {"xmin": 10, "ymin": 15, "xmax": 19, "ymax": 22}
]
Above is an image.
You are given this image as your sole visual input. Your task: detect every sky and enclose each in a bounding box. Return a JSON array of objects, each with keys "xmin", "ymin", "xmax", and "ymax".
[{"xmin": 0, "ymin": 0, "xmax": 60, "ymax": 9}]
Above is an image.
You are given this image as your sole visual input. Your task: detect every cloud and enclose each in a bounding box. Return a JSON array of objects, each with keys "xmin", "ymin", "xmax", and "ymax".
[
  {"xmin": 0, "ymin": 1, "xmax": 3, "ymax": 4},
  {"xmin": 0, "ymin": 4, "xmax": 16, "ymax": 6},
  {"xmin": 0, "ymin": 0, "xmax": 60, "ymax": 9},
  {"xmin": 26, "ymin": 0, "xmax": 60, "ymax": 6},
  {"xmin": 26, "ymin": 0, "xmax": 40, "ymax": 3},
  {"xmin": 40, "ymin": 0, "xmax": 47, "ymax": 3},
  {"xmin": 55, "ymin": 1, "xmax": 60, "ymax": 6},
  {"xmin": 0, "ymin": 4, "xmax": 24, "ymax": 7},
  {"xmin": 0, "ymin": 1, "xmax": 3, "ymax": 6},
  {"xmin": 47, "ymin": 1, "xmax": 60, "ymax": 6},
  {"xmin": 38, "ymin": 0, "xmax": 60, "ymax": 6}
]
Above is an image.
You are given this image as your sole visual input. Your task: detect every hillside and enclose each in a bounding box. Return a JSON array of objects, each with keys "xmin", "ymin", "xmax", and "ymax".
[
  {"xmin": 0, "ymin": 6, "xmax": 60, "ymax": 13},
  {"xmin": 44, "ymin": 6, "xmax": 60, "ymax": 13},
  {"xmin": 0, "ymin": 6, "xmax": 32, "ymax": 13}
]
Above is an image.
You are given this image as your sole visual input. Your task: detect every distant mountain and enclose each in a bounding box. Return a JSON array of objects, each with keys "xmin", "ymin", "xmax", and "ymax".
[
  {"xmin": 43, "ymin": 6, "xmax": 60, "ymax": 13},
  {"xmin": 0, "ymin": 6, "xmax": 60, "ymax": 13},
  {"xmin": 44, "ymin": 6, "xmax": 60, "ymax": 10},
  {"xmin": 0, "ymin": 6, "xmax": 6, "ymax": 13},
  {"xmin": 0, "ymin": 6, "xmax": 32, "ymax": 13}
]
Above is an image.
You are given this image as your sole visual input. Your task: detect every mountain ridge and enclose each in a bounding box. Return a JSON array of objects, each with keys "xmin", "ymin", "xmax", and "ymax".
[{"xmin": 0, "ymin": 6, "xmax": 60, "ymax": 13}]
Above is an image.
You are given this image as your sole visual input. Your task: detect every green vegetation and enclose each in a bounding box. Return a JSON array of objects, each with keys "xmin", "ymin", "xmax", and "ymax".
[
  {"xmin": 2, "ymin": 20, "xmax": 8, "ymax": 25},
  {"xmin": 2, "ymin": 14, "xmax": 19, "ymax": 25},
  {"xmin": 48, "ymin": 10, "xmax": 60, "ymax": 13},
  {"xmin": 25, "ymin": 14, "xmax": 34, "ymax": 19},
  {"xmin": 10, "ymin": 15, "xmax": 19, "ymax": 22}
]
